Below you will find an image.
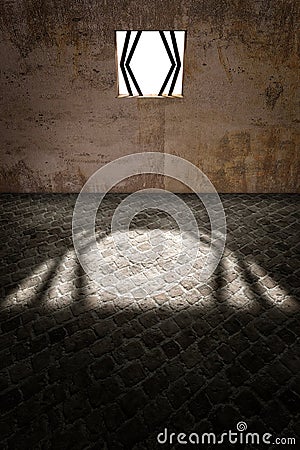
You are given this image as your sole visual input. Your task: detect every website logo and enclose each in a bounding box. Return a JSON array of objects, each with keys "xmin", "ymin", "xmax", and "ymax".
[
  {"xmin": 72, "ymin": 152, "xmax": 226, "ymax": 297},
  {"xmin": 157, "ymin": 422, "xmax": 296, "ymax": 446}
]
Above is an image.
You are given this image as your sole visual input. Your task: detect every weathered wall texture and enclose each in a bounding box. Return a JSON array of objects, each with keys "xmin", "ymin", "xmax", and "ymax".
[{"xmin": 0, "ymin": 0, "xmax": 299, "ymax": 192}]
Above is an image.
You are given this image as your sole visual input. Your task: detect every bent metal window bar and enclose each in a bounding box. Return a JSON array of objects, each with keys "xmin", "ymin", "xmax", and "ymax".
[{"xmin": 115, "ymin": 31, "xmax": 186, "ymax": 98}]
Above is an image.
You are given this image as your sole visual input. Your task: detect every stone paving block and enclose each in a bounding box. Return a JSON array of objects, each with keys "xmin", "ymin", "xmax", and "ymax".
[
  {"xmin": 120, "ymin": 388, "xmax": 147, "ymax": 419},
  {"xmin": 91, "ymin": 355, "xmax": 115, "ymax": 380}
]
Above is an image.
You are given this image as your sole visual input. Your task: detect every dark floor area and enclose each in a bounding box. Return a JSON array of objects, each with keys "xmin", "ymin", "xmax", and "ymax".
[{"xmin": 0, "ymin": 194, "xmax": 299, "ymax": 449}]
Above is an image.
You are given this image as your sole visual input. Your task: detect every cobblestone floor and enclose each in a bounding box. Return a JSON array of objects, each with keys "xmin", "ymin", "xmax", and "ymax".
[{"xmin": 0, "ymin": 194, "xmax": 299, "ymax": 449}]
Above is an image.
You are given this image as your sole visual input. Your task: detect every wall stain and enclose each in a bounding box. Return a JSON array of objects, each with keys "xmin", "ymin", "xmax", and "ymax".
[
  {"xmin": 265, "ymin": 81, "xmax": 284, "ymax": 109},
  {"xmin": 211, "ymin": 129, "xmax": 299, "ymax": 192},
  {"xmin": 217, "ymin": 46, "xmax": 233, "ymax": 83},
  {"xmin": 0, "ymin": 160, "xmax": 43, "ymax": 192}
]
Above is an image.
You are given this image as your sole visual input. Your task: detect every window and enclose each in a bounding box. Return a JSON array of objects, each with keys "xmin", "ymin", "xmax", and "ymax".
[{"xmin": 116, "ymin": 31, "xmax": 186, "ymax": 98}]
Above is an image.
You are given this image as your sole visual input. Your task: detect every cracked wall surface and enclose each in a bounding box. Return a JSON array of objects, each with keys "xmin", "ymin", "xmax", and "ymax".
[{"xmin": 0, "ymin": 0, "xmax": 299, "ymax": 192}]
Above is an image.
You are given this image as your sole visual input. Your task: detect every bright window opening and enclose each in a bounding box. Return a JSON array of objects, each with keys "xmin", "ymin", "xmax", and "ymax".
[{"xmin": 116, "ymin": 31, "xmax": 186, "ymax": 98}]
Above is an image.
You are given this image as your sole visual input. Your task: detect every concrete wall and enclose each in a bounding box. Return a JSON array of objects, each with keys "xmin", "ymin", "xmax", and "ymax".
[{"xmin": 0, "ymin": 0, "xmax": 299, "ymax": 192}]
